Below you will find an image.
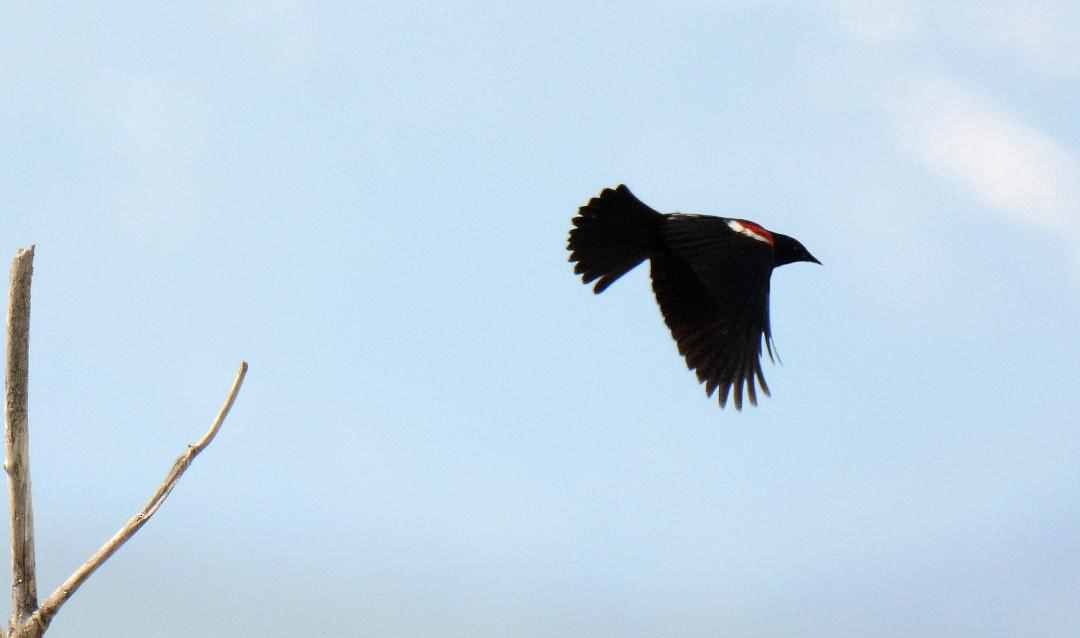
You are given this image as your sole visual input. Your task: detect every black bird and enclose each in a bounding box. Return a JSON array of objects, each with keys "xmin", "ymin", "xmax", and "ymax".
[{"xmin": 567, "ymin": 184, "xmax": 820, "ymax": 409}]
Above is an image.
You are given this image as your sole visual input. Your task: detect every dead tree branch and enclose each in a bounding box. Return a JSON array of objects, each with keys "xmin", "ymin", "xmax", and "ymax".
[
  {"xmin": 3, "ymin": 245, "xmax": 248, "ymax": 637},
  {"xmin": 5, "ymin": 246, "xmax": 37, "ymax": 633}
]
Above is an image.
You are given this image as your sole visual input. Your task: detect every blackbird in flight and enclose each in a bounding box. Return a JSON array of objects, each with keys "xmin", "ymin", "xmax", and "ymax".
[{"xmin": 568, "ymin": 185, "xmax": 820, "ymax": 409}]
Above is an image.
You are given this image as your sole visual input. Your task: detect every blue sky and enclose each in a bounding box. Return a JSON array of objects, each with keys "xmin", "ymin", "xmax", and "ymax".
[{"xmin": 4, "ymin": 2, "xmax": 1080, "ymax": 636}]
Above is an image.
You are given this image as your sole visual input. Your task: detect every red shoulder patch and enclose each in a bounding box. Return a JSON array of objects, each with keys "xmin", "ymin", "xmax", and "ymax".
[{"xmin": 726, "ymin": 219, "xmax": 775, "ymax": 246}]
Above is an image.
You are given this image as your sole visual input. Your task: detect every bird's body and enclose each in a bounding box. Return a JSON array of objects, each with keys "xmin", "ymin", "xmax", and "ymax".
[{"xmin": 567, "ymin": 184, "xmax": 820, "ymax": 409}]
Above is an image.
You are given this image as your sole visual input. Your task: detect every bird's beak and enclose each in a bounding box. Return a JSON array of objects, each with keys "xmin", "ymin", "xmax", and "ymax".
[{"xmin": 808, "ymin": 253, "xmax": 822, "ymax": 265}]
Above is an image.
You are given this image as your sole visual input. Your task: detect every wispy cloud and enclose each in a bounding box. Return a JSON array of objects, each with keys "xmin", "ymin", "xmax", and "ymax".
[
  {"xmin": 87, "ymin": 72, "xmax": 211, "ymax": 245},
  {"xmin": 828, "ymin": 1, "xmax": 1080, "ymax": 77},
  {"xmin": 945, "ymin": 3, "xmax": 1080, "ymax": 78},
  {"xmin": 219, "ymin": 0, "xmax": 315, "ymax": 68},
  {"xmin": 820, "ymin": 1, "xmax": 1080, "ymax": 272},
  {"xmin": 827, "ymin": 0, "xmax": 921, "ymax": 44},
  {"xmin": 888, "ymin": 77, "xmax": 1080, "ymax": 247}
]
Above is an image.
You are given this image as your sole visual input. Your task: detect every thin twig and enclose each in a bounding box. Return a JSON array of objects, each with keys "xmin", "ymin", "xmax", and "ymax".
[
  {"xmin": 27, "ymin": 361, "xmax": 248, "ymax": 632},
  {"xmin": 5, "ymin": 246, "xmax": 38, "ymax": 633}
]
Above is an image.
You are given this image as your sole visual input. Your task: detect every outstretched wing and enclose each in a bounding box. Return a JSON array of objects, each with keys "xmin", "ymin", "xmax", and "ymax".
[{"xmin": 650, "ymin": 215, "xmax": 776, "ymax": 409}]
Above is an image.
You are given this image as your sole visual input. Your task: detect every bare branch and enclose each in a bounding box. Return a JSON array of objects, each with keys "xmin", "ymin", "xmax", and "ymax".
[
  {"xmin": 28, "ymin": 361, "xmax": 248, "ymax": 632},
  {"xmin": 5, "ymin": 246, "xmax": 38, "ymax": 633}
]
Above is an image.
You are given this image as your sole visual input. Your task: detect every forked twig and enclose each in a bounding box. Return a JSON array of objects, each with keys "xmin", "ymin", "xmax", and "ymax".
[{"xmin": 4, "ymin": 247, "xmax": 248, "ymax": 638}]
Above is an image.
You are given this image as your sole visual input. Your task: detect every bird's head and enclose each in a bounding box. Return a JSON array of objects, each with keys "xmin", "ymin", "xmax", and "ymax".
[{"xmin": 773, "ymin": 234, "xmax": 821, "ymax": 267}]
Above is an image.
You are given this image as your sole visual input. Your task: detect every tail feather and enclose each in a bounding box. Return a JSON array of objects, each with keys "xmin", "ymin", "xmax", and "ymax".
[{"xmin": 567, "ymin": 185, "xmax": 663, "ymax": 293}]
